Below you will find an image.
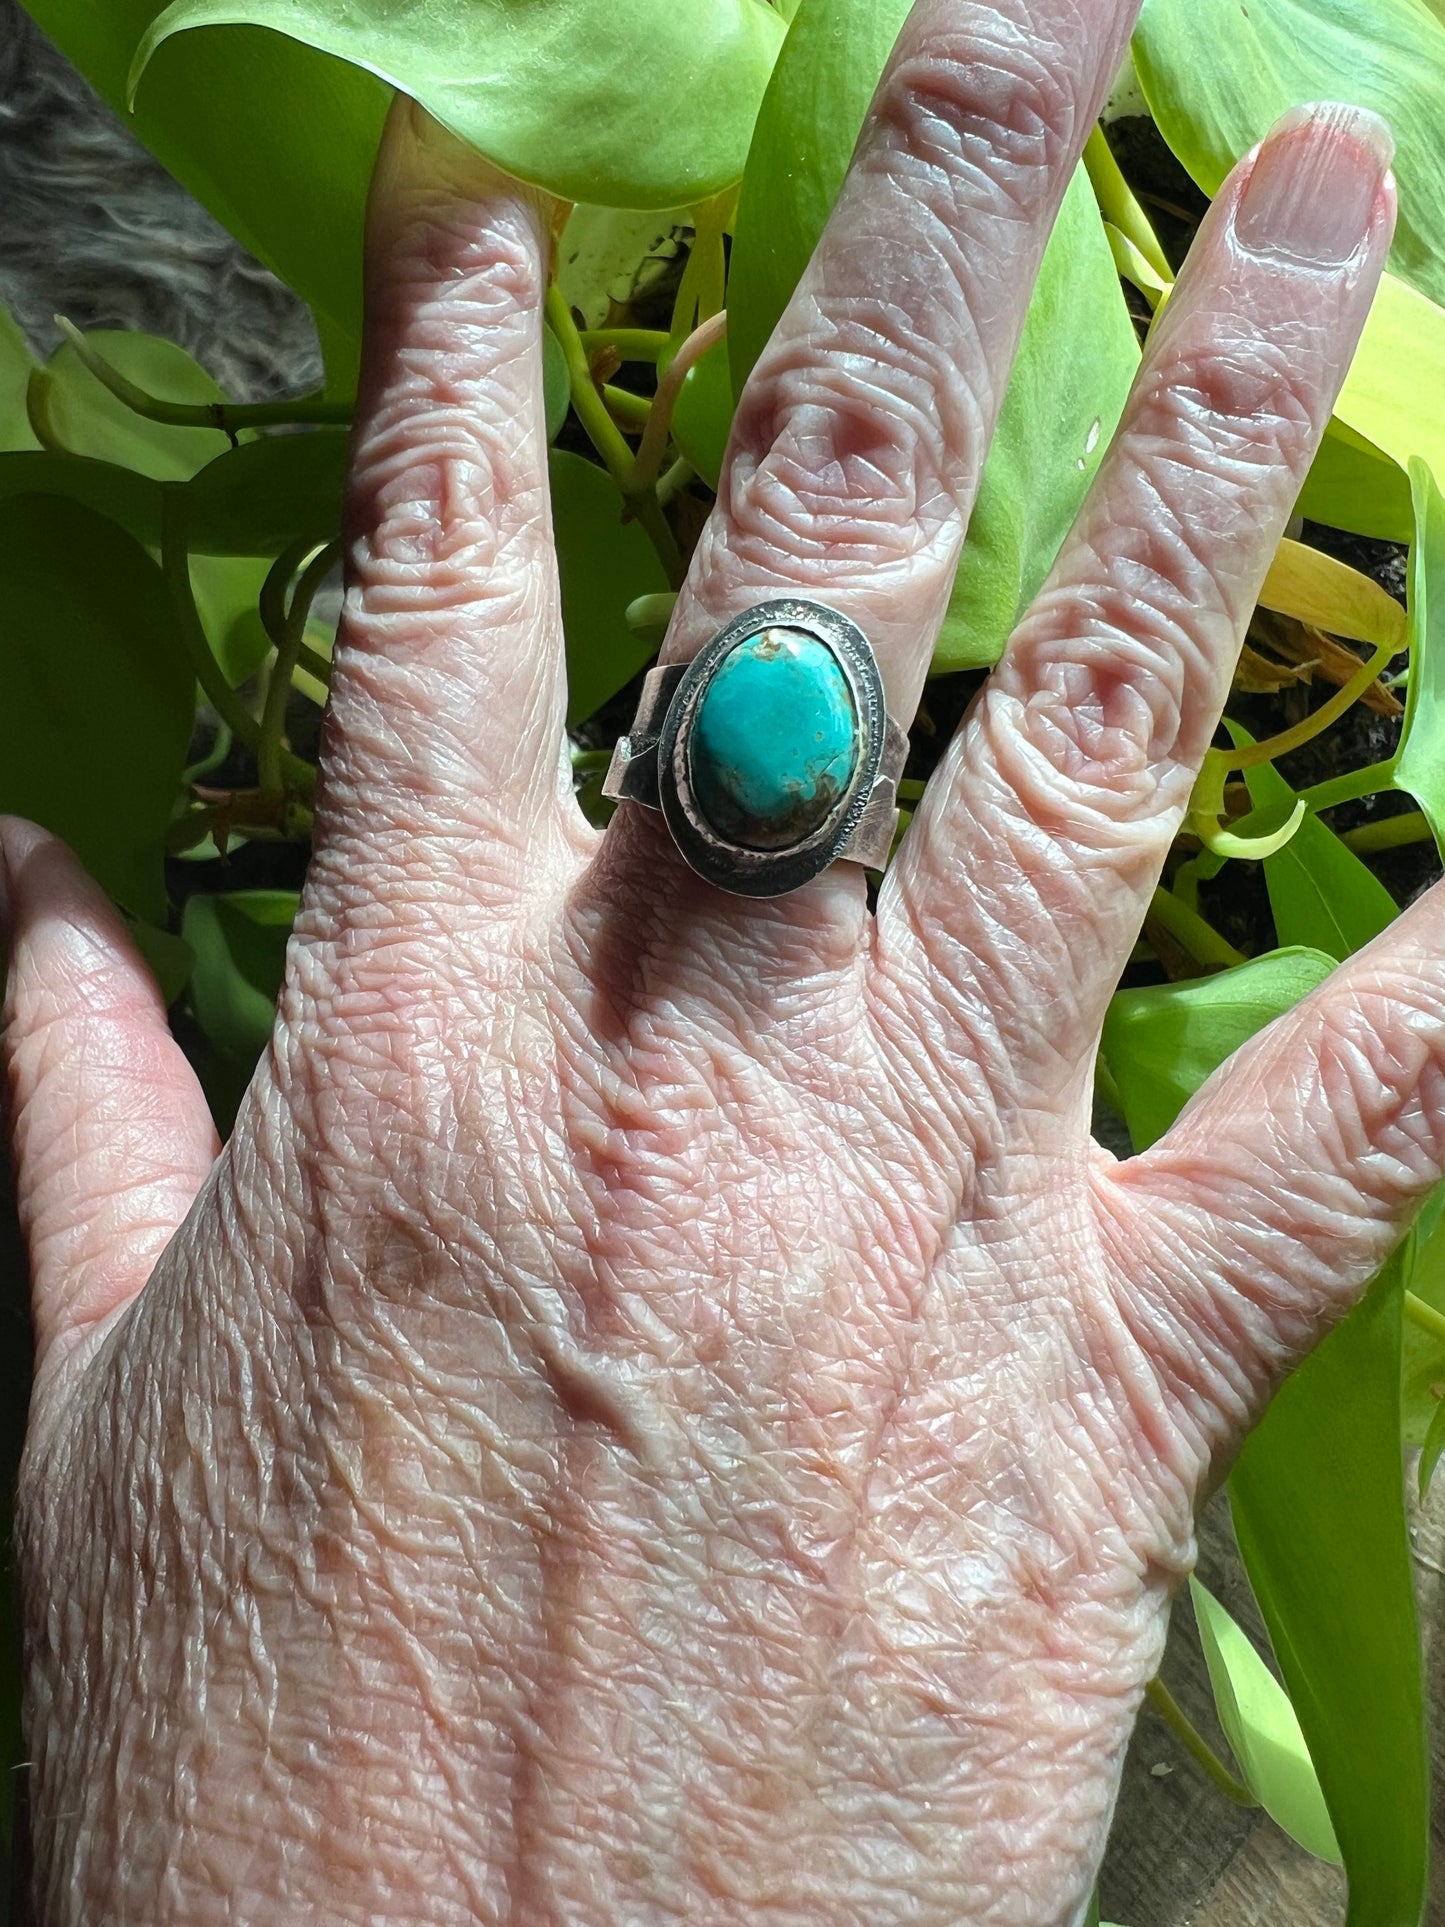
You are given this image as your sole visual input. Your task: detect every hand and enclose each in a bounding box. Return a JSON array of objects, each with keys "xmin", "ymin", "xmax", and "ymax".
[{"xmin": 3, "ymin": 1, "xmax": 1421, "ymax": 1919}]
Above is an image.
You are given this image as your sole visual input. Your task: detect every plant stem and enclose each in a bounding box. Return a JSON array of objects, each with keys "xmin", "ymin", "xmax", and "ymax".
[
  {"xmin": 602, "ymin": 384, "xmax": 652, "ymax": 432},
  {"xmin": 656, "ymin": 457, "xmax": 694, "ymax": 508},
  {"xmin": 1406, "ymin": 1290, "xmax": 1445, "ymax": 1345},
  {"xmin": 56, "ymin": 316, "xmax": 350, "ymax": 436},
  {"xmin": 1145, "ymin": 1678, "xmax": 1258, "ymax": 1806},
  {"xmin": 296, "ymin": 640, "xmax": 333, "ymax": 688},
  {"xmin": 580, "ymin": 328, "xmax": 669, "ymax": 362},
  {"xmin": 1147, "ymin": 887, "xmax": 1245, "ymax": 970},
  {"xmin": 630, "ymin": 311, "xmax": 727, "ymax": 493},
  {"xmin": 1297, "ymin": 757, "xmax": 1399, "ymax": 816},
  {"xmin": 160, "ymin": 487, "xmax": 316, "ymax": 798},
  {"xmin": 1083, "ymin": 126, "xmax": 1174, "ymax": 284},
  {"xmin": 259, "ymin": 535, "xmax": 317, "ymax": 654},
  {"xmin": 183, "ymin": 719, "xmax": 232, "ymax": 785},
  {"xmin": 1216, "ymin": 636, "xmax": 1399, "ymax": 773},
  {"xmin": 546, "ymin": 284, "xmax": 684, "ymax": 587},
  {"xmin": 1340, "ymin": 810, "xmax": 1435, "ymax": 855},
  {"xmin": 1104, "ymin": 223, "xmax": 1169, "ymax": 311},
  {"xmin": 258, "ymin": 541, "xmax": 338, "ymax": 797}
]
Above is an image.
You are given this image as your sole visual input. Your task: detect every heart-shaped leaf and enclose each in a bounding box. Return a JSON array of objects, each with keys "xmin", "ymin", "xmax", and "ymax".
[
  {"xmin": 0, "ymin": 495, "xmax": 194, "ymax": 920},
  {"xmin": 1102, "ymin": 947, "xmax": 1337, "ymax": 1150},
  {"xmin": 32, "ymin": 329, "xmax": 277, "ymax": 681},
  {"xmin": 131, "ymin": 0, "xmax": 786, "ymax": 210},
  {"xmin": 184, "ymin": 429, "xmax": 350, "ymax": 554},
  {"xmin": 0, "ymin": 451, "xmax": 163, "ymax": 548}
]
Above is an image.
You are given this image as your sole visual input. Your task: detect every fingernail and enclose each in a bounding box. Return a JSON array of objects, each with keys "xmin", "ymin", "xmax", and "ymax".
[{"xmin": 1234, "ymin": 102, "xmax": 1394, "ymax": 268}]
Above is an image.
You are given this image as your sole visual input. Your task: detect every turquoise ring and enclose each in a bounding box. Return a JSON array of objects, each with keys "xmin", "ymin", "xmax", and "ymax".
[{"xmin": 601, "ymin": 599, "xmax": 908, "ymax": 897}]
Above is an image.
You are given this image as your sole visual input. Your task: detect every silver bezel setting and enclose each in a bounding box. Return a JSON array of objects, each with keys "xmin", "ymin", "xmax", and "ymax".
[
  {"xmin": 656, "ymin": 600, "xmax": 886, "ymax": 897},
  {"xmin": 600, "ymin": 597, "xmax": 905, "ymax": 898}
]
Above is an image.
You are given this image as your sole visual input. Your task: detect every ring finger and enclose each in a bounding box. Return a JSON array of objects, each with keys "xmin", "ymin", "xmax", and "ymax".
[{"xmin": 589, "ymin": 0, "xmax": 1142, "ymax": 942}]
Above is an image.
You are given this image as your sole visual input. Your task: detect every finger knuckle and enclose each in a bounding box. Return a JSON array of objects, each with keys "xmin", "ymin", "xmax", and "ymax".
[
  {"xmin": 722, "ymin": 355, "xmax": 959, "ymax": 571},
  {"xmin": 1144, "ymin": 326, "xmax": 1318, "ymax": 468},
  {"xmin": 875, "ymin": 22, "xmax": 1075, "ymax": 193}
]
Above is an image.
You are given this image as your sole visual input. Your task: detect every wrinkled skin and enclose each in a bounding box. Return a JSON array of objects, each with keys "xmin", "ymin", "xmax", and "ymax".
[{"xmin": 4, "ymin": 2, "xmax": 1438, "ymax": 1921}]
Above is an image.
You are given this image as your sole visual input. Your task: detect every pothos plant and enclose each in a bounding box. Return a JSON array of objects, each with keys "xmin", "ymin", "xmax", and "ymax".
[{"xmin": 2, "ymin": 0, "xmax": 1445, "ymax": 1919}]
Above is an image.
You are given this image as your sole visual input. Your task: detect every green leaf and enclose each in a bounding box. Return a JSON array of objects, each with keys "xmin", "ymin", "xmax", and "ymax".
[
  {"xmin": 557, "ymin": 205, "xmax": 688, "ymax": 330},
  {"xmin": 1101, "ymin": 947, "xmax": 1337, "ymax": 1152},
  {"xmin": 551, "ymin": 450, "xmax": 668, "ymax": 726},
  {"xmin": 1332, "ymin": 273, "xmax": 1445, "ymax": 499},
  {"xmin": 0, "ymin": 305, "xmax": 39, "ymax": 453},
  {"xmin": 1396, "ymin": 459, "xmax": 1445, "ymax": 848},
  {"xmin": 1231, "ymin": 1263, "xmax": 1428, "ymax": 1927},
  {"xmin": 1134, "ymin": 0, "xmax": 1445, "ymax": 308},
  {"xmin": 936, "ymin": 167, "xmax": 1138, "ymax": 670},
  {"xmin": 0, "ymin": 496, "xmax": 194, "ymax": 921},
  {"xmin": 132, "ymin": 0, "xmax": 786, "ymax": 210},
  {"xmin": 20, "ymin": 0, "xmax": 384, "ymax": 357},
  {"xmin": 193, "ymin": 553, "xmax": 280, "ymax": 685},
  {"xmin": 1190, "ymin": 1578, "xmax": 1340, "ymax": 1863},
  {"xmin": 1236, "ymin": 742, "xmax": 1398, "ymax": 959},
  {"xmin": 1297, "ymin": 421, "xmax": 1414, "ymax": 543},
  {"xmin": 671, "ymin": 337, "xmax": 733, "ymax": 490},
  {"xmin": 726, "ymin": 0, "xmax": 1137, "ymax": 673},
  {"xmin": 30, "ymin": 327, "xmax": 235, "ymax": 479},
  {"xmin": 0, "ymin": 450, "xmax": 163, "ymax": 548},
  {"xmin": 1401, "ymin": 1185, "xmax": 1445, "ymax": 1445},
  {"xmin": 26, "ymin": 331, "xmax": 283, "ymax": 679},
  {"xmin": 181, "ymin": 888, "xmax": 298, "ymax": 1063},
  {"xmin": 726, "ymin": 0, "xmax": 908, "ymax": 392},
  {"xmin": 126, "ymin": 918, "xmax": 196, "ymax": 1004},
  {"xmin": 183, "ymin": 429, "xmax": 349, "ymax": 554}
]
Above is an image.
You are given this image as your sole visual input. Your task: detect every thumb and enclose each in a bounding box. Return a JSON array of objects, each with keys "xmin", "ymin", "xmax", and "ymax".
[{"xmin": 1, "ymin": 818, "xmax": 217, "ymax": 1385}]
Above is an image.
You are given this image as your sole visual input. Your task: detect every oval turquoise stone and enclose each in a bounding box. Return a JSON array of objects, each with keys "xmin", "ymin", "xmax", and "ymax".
[{"xmin": 688, "ymin": 627, "xmax": 859, "ymax": 849}]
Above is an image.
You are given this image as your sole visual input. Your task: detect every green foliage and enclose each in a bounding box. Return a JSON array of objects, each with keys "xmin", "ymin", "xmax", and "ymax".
[
  {"xmin": 182, "ymin": 888, "xmax": 298, "ymax": 1062},
  {"xmin": 131, "ymin": 0, "xmax": 787, "ymax": 210},
  {"xmin": 1135, "ymin": 0, "xmax": 1445, "ymax": 306},
  {"xmin": 551, "ymin": 450, "xmax": 668, "ymax": 727},
  {"xmin": 1232, "ymin": 1270, "xmax": 1428, "ymax": 1927},
  {"xmin": 0, "ymin": 306, "xmax": 39, "ymax": 451},
  {"xmin": 184, "ymin": 431, "xmax": 350, "ymax": 554},
  {"xmin": 0, "ymin": 494, "xmax": 194, "ymax": 920},
  {"xmin": 1102, "ymin": 947, "xmax": 1337, "ymax": 1149},
  {"xmin": 1238, "ymin": 746, "xmax": 1398, "ymax": 958},
  {"xmin": 1190, "ymin": 1579, "xmax": 1339, "ymax": 1861},
  {"xmin": 1397, "ymin": 458, "xmax": 1445, "ymax": 846}
]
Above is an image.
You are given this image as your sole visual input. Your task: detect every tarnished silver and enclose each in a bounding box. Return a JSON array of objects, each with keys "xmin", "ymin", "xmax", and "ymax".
[{"xmin": 601, "ymin": 598, "xmax": 908, "ymax": 898}]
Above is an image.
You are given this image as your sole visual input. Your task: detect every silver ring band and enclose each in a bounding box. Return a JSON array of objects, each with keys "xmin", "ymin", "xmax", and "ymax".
[{"xmin": 601, "ymin": 598, "xmax": 908, "ymax": 898}]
